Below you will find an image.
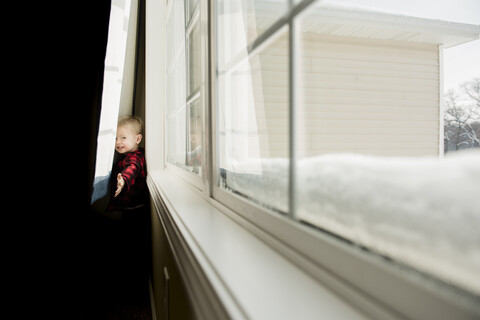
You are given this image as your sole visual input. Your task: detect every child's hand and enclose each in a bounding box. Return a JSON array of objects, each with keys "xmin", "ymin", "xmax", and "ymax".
[{"xmin": 114, "ymin": 173, "xmax": 125, "ymax": 197}]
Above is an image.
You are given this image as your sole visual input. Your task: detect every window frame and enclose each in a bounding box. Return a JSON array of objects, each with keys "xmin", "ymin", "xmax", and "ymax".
[
  {"xmin": 155, "ymin": 0, "xmax": 480, "ymax": 318},
  {"xmin": 164, "ymin": 0, "xmax": 205, "ymax": 189},
  {"xmin": 210, "ymin": 1, "xmax": 480, "ymax": 318}
]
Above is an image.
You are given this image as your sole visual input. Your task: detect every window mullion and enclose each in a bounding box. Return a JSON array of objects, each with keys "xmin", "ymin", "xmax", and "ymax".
[{"xmin": 288, "ymin": 0, "xmax": 297, "ymax": 221}]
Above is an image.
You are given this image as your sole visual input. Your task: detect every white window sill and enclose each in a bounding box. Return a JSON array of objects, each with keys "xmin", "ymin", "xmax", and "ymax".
[{"xmin": 147, "ymin": 170, "xmax": 367, "ymax": 320}]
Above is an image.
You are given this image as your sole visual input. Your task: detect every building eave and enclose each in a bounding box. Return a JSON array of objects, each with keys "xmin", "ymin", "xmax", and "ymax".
[{"xmin": 306, "ymin": 4, "xmax": 480, "ymax": 48}]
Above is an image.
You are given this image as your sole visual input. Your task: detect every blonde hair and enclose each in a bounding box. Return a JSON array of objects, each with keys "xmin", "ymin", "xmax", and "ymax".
[{"xmin": 118, "ymin": 115, "xmax": 143, "ymax": 135}]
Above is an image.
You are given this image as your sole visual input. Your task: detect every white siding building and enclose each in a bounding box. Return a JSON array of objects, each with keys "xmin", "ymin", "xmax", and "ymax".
[{"xmin": 245, "ymin": 4, "xmax": 480, "ymax": 158}]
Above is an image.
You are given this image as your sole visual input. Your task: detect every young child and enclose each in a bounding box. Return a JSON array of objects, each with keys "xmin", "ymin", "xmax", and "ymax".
[{"xmin": 107, "ymin": 115, "xmax": 147, "ymax": 211}]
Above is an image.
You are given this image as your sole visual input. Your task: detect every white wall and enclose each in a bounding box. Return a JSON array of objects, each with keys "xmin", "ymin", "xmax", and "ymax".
[
  {"xmin": 145, "ymin": 0, "xmax": 165, "ymax": 172},
  {"xmin": 146, "ymin": 1, "xmax": 195, "ymax": 318}
]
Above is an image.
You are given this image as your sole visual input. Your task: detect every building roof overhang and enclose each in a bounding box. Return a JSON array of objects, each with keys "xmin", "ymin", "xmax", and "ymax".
[
  {"xmin": 253, "ymin": 1, "xmax": 480, "ymax": 48},
  {"xmin": 303, "ymin": 3, "xmax": 480, "ymax": 48}
]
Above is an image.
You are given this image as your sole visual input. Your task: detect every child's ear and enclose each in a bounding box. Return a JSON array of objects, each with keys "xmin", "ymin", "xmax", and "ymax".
[{"xmin": 136, "ymin": 134, "xmax": 142, "ymax": 144}]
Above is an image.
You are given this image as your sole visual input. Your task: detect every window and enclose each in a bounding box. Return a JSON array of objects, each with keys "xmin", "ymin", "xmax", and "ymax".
[
  {"xmin": 216, "ymin": 8, "xmax": 290, "ymax": 212},
  {"xmin": 166, "ymin": 0, "xmax": 204, "ymax": 177},
  {"xmin": 213, "ymin": 0, "xmax": 480, "ymax": 302},
  {"xmin": 92, "ymin": 0, "xmax": 139, "ymax": 203},
  {"xmin": 161, "ymin": 0, "xmax": 480, "ymax": 313}
]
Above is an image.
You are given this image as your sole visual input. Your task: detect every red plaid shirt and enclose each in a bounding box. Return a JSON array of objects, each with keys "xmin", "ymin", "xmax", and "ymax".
[{"xmin": 107, "ymin": 148, "xmax": 147, "ymax": 211}]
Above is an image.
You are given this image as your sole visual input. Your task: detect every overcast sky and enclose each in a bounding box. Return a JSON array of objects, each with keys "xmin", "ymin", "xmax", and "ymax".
[{"xmin": 329, "ymin": 0, "xmax": 480, "ymax": 92}]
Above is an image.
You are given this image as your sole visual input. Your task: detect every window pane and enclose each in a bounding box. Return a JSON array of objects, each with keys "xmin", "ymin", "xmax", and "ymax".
[
  {"xmin": 216, "ymin": 0, "xmax": 288, "ymax": 70},
  {"xmin": 217, "ymin": 25, "xmax": 290, "ymax": 213},
  {"xmin": 187, "ymin": 18, "xmax": 201, "ymax": 96},
  {"xmin": 166, "ymin": 0, "xmax": 203, "ymax": 176},
  {"xmin": 188, "ymin": 98, "xmax": 203, "ymax": 175},
  {"xmin": 295, "ymin": 1, "xmax": 480, "ymax": 296},
  {"xmin": 187, "ymin": 0, "xmax": 198, "ymax": 22},
  {"xmin": 167, "ymin": 107, "xmax": 187, "ymax": 166}
]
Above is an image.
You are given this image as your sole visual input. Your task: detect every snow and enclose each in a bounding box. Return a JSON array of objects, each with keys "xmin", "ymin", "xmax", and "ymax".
[{"xmin": 223, "ymin": 150, "xmax": 480, "ymax": 295}]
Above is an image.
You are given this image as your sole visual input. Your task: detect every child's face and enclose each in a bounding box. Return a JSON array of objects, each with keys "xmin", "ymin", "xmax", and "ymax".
[{"xmin": 115, "ymin": 125, "xmax": 142, "ymax": 154}]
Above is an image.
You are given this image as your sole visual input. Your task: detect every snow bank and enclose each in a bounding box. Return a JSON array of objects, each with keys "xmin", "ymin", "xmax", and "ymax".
[{"xmin": 223, "ymin": 150, "xmax": 480, "ymax": 295}]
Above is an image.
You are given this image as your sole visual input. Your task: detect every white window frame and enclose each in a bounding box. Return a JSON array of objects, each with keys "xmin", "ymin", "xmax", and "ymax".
[
  {"xmin": 164, "ymin": 0, "xmax": 207, "ymax": 191},
  {"xmin": 209, "ymin": 2, "xmax": 479, "ymax": 319},
  {"xmin": 147, "ymin": 0, "xmax": 480, "ymax": 319}
]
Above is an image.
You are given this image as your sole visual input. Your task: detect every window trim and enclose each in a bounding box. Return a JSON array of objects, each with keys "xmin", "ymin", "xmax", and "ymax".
[
  {"xmin": 165, "ymin": 162, "xmax": 204, "ymax": 190},
  {"xmin": 149, "ymin": 0, "xmax": 480, "ymax": 319},
  {"xmin": 211, "ymin": 178, "xmax": 480, "ymax": 319},
  {"xmin": 147, "ymin": 171, "xmax": 235, "ymax": 320},
  {"xmin": 164, "ymin": 0, "xmax": 206, "ymax": 185},
  {"xmin": 147, "ymin": 169, "xmax": 370, "ymax": 320}
]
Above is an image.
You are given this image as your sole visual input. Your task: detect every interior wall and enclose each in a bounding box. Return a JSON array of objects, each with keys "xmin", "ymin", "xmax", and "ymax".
[
  {"xmin": 150, "ymin": 199, "xmax": 195, "ymax": 320},
  {"xmin": 145, "ymin": 0, "xmax": 165, "ymax": 172},
  {"xmin": 144, "ymin": 1, "xmax": 194, "ymax": 318}
]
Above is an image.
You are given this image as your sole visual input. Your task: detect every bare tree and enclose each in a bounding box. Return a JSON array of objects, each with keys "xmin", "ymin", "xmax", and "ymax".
[
  {"xmin": 444, "ymin": 77, "xmax": 480, "ymax": 152},
  {"xmin": 461, "ymin": 77, "xmax": 480, "ymax": 112}
]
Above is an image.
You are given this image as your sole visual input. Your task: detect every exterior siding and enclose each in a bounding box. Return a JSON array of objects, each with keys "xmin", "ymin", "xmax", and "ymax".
[{"xmin": 256, "ymin": 33, "xmax": 440, "ymax": 158}]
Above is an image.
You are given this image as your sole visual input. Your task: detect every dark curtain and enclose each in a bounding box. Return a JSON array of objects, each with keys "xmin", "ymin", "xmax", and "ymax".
[{"xmin": 24, "ymin": 1, "xmax": 113, "ymax": 316}]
